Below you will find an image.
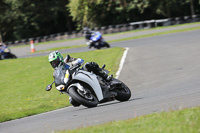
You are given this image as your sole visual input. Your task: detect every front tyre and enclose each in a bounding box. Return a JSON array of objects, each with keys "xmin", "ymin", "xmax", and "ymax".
[
  {"xmin": 113, "ymin": 79, "xmax": 131, "ymax": 101},
  {"xmin": 69, "ymin": 87, "xmax": 98, "ymax": 108},
  {"xmin": 10, "ymin": 53, "xmax": 17, "ymax": 59},
  {"xmin": 105, "ymin": 42, "xmax": 110, "ymax": 48}
]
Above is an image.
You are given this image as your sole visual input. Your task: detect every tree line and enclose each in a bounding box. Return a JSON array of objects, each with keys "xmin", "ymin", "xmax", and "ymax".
[{"xmin": 0, "ymin": 0, "xmax": 199, "ymax": 42}]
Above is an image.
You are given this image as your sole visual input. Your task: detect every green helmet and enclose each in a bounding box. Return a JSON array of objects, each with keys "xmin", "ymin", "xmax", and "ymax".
[{"xmin": 48, "ymin": 51, "xmax": 63, "ymax": 68}]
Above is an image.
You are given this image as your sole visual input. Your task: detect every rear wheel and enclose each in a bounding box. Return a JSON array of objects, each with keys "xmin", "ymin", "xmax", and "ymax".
[
  {"xmin": 69, "ymin": 86, "xmax": 98, "ymax": 108},
  {"xmin": 113, "ymin": 79, "xmax": 131, "ymax": 101}
]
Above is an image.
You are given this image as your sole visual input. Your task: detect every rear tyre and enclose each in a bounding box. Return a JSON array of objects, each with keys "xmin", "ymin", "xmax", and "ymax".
[
  {"xmin": 69, "ymin": 87, "xmax": 98, "ymax": 108},
  {"xmin": 113, "ymin": 79, "xmax": 131, "ymax": 101}
]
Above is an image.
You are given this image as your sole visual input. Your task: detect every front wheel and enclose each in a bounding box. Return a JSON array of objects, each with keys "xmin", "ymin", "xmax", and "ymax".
[
  {"xmin": 0, "ymin": 54, "xmax": 4, "ymax": 60},
  {"xmin": 104, "ymin": 42, "xmax": 110, "ymax": 48},
  {"xmin": 113, "ymin": 79, "xmax": 131, "ymax": 101},
  {"xmin": 10, "ymin": 53, "xmax": 17, "ymax": 59},
  {"xmin": 69, "ymin": 87, "xmax": 98, "ymax": 108}
]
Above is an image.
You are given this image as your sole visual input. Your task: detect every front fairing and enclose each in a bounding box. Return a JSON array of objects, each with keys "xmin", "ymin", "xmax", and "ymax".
[
  {"xmin": 71, "ymin": 70, "xmax": 104, "ymax": 101},
  {"xmin": 90, "ymin": 32, "xmax": 102, "ymax": 41},
  {"xmin": 53, "ymin": 66, "xmax": 66, "ymax": 87},
  {"xmin": 4, "ymin": 48, "xmax": 10, "ymax": 53}
]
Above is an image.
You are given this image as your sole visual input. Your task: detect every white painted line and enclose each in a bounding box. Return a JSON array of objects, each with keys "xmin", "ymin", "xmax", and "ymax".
[{"xmin": 115, "ymin": 47, "xmax": 129, "ymax": 79}]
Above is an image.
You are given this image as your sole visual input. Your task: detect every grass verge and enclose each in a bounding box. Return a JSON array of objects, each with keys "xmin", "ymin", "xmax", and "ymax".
[
  {"xmin": 34, "ymin": 44, "xmax": 86, "ymax": 53},
  {"xmin": 0, "ymin": 47, "xmax": 124, "ymax": 122},
  {"xmin": 109, "ymin": 26, "xmax": 200, "ymax": 43},
  {"xmin": 58, "ymin": 106, "xmax": 200, "ymax": 133}
]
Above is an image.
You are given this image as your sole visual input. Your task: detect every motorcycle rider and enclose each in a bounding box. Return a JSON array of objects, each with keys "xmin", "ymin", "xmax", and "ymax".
[
  {"xmin": 0, "ymin": 42, "xmax": 8, "ymax": 59},
  {"xmin": 0, "ymin": 42, "xmax": 6, "ymax": 52},
  {"xmin": 0, "ymin": 42, "xmax": 5, "ymax": 46},
  {"xmin": 46, "ymin": 51, "xmax": 113, "ymax": 106},
  {"xmin": 82, "ymin": 27, "xmax": 109, "ymax": 49},
  {"xmin": 0, "ymin": 42, "xmax": 17, "ymax": 59},
  {"xmin": 83, "ymin": 27, "xmax": 97, "ymax": 41}
]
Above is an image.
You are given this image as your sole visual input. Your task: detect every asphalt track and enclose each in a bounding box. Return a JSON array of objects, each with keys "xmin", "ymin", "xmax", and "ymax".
[{"xmin": 1, "ymin": 30, "xmax": 200, "ymax": 133}]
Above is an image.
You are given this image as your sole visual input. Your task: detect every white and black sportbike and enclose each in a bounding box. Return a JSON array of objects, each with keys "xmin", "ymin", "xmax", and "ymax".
[{"xmin": 46, "ymin": 64, "xmax": 131, "ymax": 108}]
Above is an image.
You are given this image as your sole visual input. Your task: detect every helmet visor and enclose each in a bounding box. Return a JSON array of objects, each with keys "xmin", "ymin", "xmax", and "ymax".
[{"xmin": 50, "ymin": 58, "xmax": 60, "ymax": 68}]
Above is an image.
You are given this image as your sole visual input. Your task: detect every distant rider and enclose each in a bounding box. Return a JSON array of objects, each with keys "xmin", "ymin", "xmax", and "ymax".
[
  {"xmin": 0, "ymin": 42, "xmax": 6, "ymax": 53},
  {"xmin": 0, "ymin": 43, "xmax": 9, "ymax": 59},
  {"xmin": 46, "ymin": 51, "xmax": 112, "ymax": 106},
  {"xmin": 82, "ymin": 27, "xmax": 109, "ymax": 48}
]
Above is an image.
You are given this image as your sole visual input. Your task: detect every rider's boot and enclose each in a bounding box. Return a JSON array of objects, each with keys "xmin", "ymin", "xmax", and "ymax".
[
  {"xmin": 85, "ymin": 62, "xmax": 113, "ymax": 81},
  {"xmin": 91, "ymin": 62, "xmax": 113, "ymax": 81},
  {"xmin": 97, "ymin": 68, "xmax": 113, "ymax": 81},
  {"xmin": 69, "ymin": 97, "xmax": 80, "ymax": 107}
]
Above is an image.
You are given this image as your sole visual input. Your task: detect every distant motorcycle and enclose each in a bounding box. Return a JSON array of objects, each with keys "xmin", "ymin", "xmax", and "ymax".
[
  {"xmin": 85, "ymin": 32, "xmax": 110, "ymax": 49},
  {"xmin": 0, "ymin": 44, "xmax": 17, "ymax": 60},
  {"xmin": 46, "ymin": 64, "xmax": 131, "ymax": 108}
]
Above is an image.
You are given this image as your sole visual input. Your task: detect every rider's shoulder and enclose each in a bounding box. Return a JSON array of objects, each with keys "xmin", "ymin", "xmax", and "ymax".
[{"xmin": 54, "ymin": 66, "xmax": 63, "ymax": 71}]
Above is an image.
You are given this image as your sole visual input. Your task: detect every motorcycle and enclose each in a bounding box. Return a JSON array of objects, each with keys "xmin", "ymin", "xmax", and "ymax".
[
  {"xmin": 86, "ymin": 32, "xmax": 110, "ymax": 49},
  {"xmin": 0, "ymin": 44, "xmax": 17, "ymax": 60},
  {"xmin": 46, "ymin": 64, "xmax": 131, "ymax": 108}
]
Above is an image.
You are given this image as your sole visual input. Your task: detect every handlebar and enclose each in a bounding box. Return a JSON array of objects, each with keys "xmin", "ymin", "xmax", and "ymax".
[{"xmin": 69, "ymin": 64, "xmax": 82, "ymax": 71}]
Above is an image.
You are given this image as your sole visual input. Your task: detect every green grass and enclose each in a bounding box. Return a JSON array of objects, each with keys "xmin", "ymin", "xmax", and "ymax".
[
  {"xmin": 0, "ymin": 47, "xmax": 125, "ymax": 122},
  {"xmin": 9, "ymin": 37, "xmax": 85, "ymax": 49},
  {"xmin": 106, "ymin": 21, "xmax": 200, "ymax": 36},
  {"xmin": 58, "ymin": 106, "xmax": 200, "ymax": 133},
  {"xmin": 109, "ymin": 26, "xmax": 200, "ymax": 43},
  {"xmin": 34, "ymin": 44, "xmax": 86, "ymax": 53}
]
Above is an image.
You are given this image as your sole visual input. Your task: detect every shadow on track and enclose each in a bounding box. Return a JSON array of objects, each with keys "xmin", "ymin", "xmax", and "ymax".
[
  {"xmin": 97, "ymin": 97, "xmax": 142, "ymax": 107},
  {"xmin": 74, "ymin": 97, "xmax": 142, "ymax": 111}
]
